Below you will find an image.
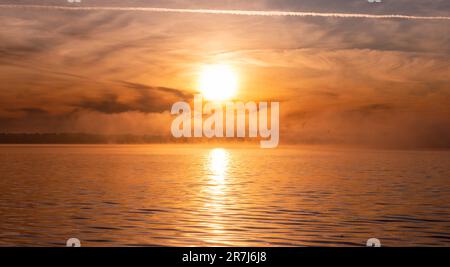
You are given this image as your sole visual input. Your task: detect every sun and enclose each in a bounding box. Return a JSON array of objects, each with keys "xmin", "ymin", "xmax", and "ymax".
[{"xmin": 198, "ymin": 64, "xmax": 238, "ymax": 101}]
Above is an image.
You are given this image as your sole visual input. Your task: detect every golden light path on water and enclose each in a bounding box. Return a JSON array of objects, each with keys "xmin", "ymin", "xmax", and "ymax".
[
  {"xmin": 209, "ymin": 148, "xmax": 229, "ymax": 184},
  {"xmin": 204, "ymin": 148, "xmax": 230, "ymax": 244}
]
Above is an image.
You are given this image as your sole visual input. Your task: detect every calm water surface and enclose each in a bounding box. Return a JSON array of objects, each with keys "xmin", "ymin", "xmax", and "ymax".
[{"xmin": 0, "ymin": 145, "xmax": 449, "ymax": 246}]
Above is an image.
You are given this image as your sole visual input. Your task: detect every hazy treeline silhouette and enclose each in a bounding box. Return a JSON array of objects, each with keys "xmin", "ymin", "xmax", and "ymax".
[
  {"xmin": 0, "ymin": 133, "xmax": 260, "ymax": 144},
  {"xmin": 0, "ymin": 133, "xmax": 170, "ymax": 144}
]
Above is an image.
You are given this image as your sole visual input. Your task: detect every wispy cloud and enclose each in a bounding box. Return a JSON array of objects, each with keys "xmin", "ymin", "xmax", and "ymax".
[{"xmin": 1, "ymin": 4, "xmax": 450, "ymax": 21}]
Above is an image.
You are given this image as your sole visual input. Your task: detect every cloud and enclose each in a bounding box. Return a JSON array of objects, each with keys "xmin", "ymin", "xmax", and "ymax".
[
  {"xmin": 0, "ymin": 108, "xmax": 174, "ymax": 136},
  {"xmin": 8, "ymin": 107, "xmax": 49, "ymax": 115},
  {"xmin": 282, "ymin": 104, "xmax": 450, "ymax": 149},
  {"xmin": 1, "ymin": 4, "xmax": 450, "ymax": 20},
  {"xmin": 347, "ymin": 103, "xmax": 394, "ymax": 116},
  {"xmin": 121, "ymin": 81, "xmax": 192, "ymax": 100},
  {"xmin": 75, "ymin": 82, "xmax": 193, "ymax": 114}
]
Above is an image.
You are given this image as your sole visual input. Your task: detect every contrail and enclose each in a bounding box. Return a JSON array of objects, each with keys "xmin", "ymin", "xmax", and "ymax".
[{"xmin": 0, "ymin": 4, "xmax": 449, "ymax": 21}]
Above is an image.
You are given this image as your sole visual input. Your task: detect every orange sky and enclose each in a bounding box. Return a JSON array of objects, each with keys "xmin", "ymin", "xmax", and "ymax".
[{"xmin": 0, "ymin": 0, "xmax": 449, "ymax": 148}]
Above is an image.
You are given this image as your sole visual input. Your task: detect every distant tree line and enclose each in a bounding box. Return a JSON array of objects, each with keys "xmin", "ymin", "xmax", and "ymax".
[
  {"xmin": 0, "ymin": 133, "xmax": 169, "ymax": 144},
  {"xmin": 0, "ymin": 133, "xmax": 259, "ymax": 144}
]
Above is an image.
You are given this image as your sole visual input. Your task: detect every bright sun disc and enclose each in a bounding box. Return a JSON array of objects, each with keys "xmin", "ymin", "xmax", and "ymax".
[{"xmin": 199, "ymin": 64, "xmax": 238, "ymax": 101}]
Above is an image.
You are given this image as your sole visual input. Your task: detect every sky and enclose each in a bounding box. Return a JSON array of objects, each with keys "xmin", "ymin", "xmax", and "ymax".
[{"xmin": 0, "ymin": 0, "xmax": 449, "ymax": 148}]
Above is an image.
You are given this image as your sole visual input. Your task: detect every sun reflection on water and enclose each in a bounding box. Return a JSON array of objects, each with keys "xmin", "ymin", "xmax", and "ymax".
[
  {"xmin": 203, "ymin": 148, "xmax": 231, "ymax": 244},
  {"xmin": 209, "ymin": 148, "xmax": 229, "ymax": 184}
]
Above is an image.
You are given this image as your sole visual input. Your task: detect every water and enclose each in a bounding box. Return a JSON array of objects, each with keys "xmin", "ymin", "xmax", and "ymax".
[{"xmin": 0, "ymin": 145, "xmax": 449, "ymax": 247}]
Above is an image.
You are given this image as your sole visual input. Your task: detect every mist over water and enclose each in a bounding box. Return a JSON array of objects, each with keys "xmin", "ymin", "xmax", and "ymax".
[{"xmin": 0, "ymin": 145, "xmax": 449, "ymax": 246}]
